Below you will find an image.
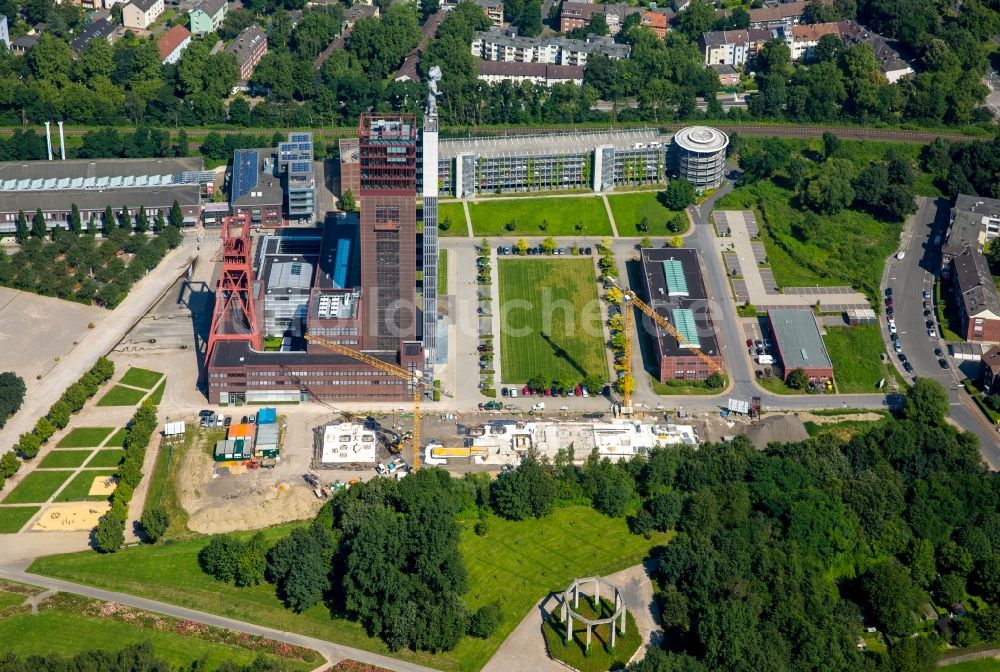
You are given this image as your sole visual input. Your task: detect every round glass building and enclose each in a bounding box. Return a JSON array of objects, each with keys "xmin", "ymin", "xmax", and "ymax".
[{"xmin": 671, "ymin": 126, "xmax": 729, "ymax": 189}]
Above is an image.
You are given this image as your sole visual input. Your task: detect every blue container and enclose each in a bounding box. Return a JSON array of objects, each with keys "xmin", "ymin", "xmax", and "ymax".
[{"xmin": 257, "ymin": 407, "xmax": 277, "ymax": 425}]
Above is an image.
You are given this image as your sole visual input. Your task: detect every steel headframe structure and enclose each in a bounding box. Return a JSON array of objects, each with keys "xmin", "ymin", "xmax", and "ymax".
[{"xmin": 206, "ymin": 213, "xmax": 261, "ymax": 363}]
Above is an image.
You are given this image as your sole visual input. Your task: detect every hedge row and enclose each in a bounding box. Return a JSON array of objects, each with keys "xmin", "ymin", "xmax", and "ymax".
[
  {"xmin": 0, "ymin": 357, "xmax": 115, "ymax": 493},
  {"xmin": 15, "ymin": 356, "xmax": 115, "ymax": 460},
  {"xmin": 93, "ymin": 399, "xmax": 158, "ymax": 553}
]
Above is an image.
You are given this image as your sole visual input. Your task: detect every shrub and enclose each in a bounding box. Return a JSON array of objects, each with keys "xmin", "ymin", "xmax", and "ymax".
[
  {"xmin": 468, "ymin": 600, "xmax": 503, "ymax": 639},
  {"xmin": 47, "ymin": 400, "xmax": 71, "ymax": 428},
  {"xmin": 17, "ymin": 432, "xmax": 41, "ymax": 459},
  {"xmin": 140, "ymin": 507, "xmax": 170, "ymax": 543},
  {"xmin": 34, "ymin": 417, "xmax": 55, "ymax": 443},
  {"xmin": 0, "ymin": 451, "xmax": 19, "ymax": 478}
]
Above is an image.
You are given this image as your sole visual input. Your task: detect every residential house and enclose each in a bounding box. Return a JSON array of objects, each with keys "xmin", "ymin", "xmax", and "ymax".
[
  {"xmin": 951, "ymin": 245, "xmax": 1000, "ymax": 343},
  {"xmin": 226, "ymin": 24, "xmax": 267, "ymax": 82},
  {"xmin": 472, "ymin": 28, "xmax": 630, "ymax": 66},
  {"xmin": 10, "ymin": 34, "xmax": 38, "ymax": 55},
  {"xmin": 981, "ymin": 345, "xmax": 1000, "ymax": 394},
  {"xmin": 789, "ymin": 21, "xmax": 843, "ymax": 60},
  {"xmin": 343, "ymin": 3, "xmax": 378, "ymax": 29},
  {"xmin": 157, "ymin": 24, "xmax": 191, "ymax": 64},
  {"xmin": 188, "ymin": 0, "xmax": 227, "ymax": 35},
  {"xmin": 122, "ymin": 0, "xmax": 164, "ymax": 30},
  {"xmin": 475, "ymin": 0, "xmax": 504, "ymax": 27},
  {"xmin": 699, "ymin": 28, "xmax": 774, "ymax": 67},
  {"xmin": 746, "ymin": 1, "xmax": 807, "ymax": 29},
  {"xmin": 475, "ymin": 61, "xmax": 585, "ymax": 86},
  {"xmin": 840, "ymin": 21, "xmax": 914, "ymax": 82},
  {"xmin": 641, "ymin": 10, "xmax": 669, "ymax": 39},
  {"xmin": 711, "ymin": 63, "xmax": 740, "ymax": 86},
  {"xmin": 70, "ymin": 16, "xmax": 114, "ymax": 54},
  {"xmin": 559, "ymin": 2, "xmax": 642, "ymax": 35}
]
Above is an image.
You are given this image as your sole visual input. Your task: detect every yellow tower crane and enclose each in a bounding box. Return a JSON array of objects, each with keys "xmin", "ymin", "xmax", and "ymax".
[
  {"xmin": 303, "ymin": 333, "xmax": 451, "ymax": 471},
  {"xmin": 616, "ymin": 282, "xmax": 723, "ymax": 409}
]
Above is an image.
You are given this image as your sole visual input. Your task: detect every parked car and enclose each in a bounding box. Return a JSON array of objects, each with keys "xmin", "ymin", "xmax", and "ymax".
[
  {"xmin": 923, "ymin": 289, "xmax": 931, "ymax": 299},
  {"xmin": 501, "ymin": 387, "xmax": 509, "ymax": 397},
  {"xmin": 886, "ymin": 287, "xmax": 893, "ymax": 297},
  {"xmin": 746, "ymin": 338, "xmax": 754, "ymax": 348},
  {"xmin": 928, "ymin": 328, "xmax": 937, "ymax": 338},
  {"xmin": 896, "ymin": 250, "xmax": 905, "ymax": 260},
  {"xmin": 522, "ymin": 385, "xmax": 531, "ymax": 396},
  {"xmin": 582, "ymin": 387, "xmax": 589, "ymax": 398},
  {"xmin": 585, "ymin": 247, "xmax": 593, "ymax": 255},
  {"xmin": 510, "ymin": 388, "xmax": 517, "ymax": 398},
  {"xmin": 934, "ymin": 348, "xmax": 943, "ymax": 357},
  {"xmin": 904, "ymin": 362, "xmax": 914, "ymax": 373},
  {"xmin": 898, "ymin": 354, "xmax": 907, "ymax": 363},
  {"xmin": 886, "ymin": 297, "xmax": 893, "ymax": 308},
  {"xmin": 574, "ymin": 386, "xmax": 582, "ymax": 397},
  {"xmin": 926, "ymin": 320, "xmax": 935, "ymax": 329},
  {"xmin": 889, "ymin": 323, "xmax": 897, "ymax": 334},
  {"xmin": 938, "ymin": 358, "xmax": 950, "ymax": 369},
  {"xmin": 894, "ymin": 341, "xmax": 903, "ymax": 353},
  {"xmin": 749, "ymin": 347, "xmax": 756, "ymax": 355},
  {"xmin": 223, "ymin": 416, "xmax": 232, "ymax": 428},
  {"xmin": 886, "ymin": 307, "xmax": 894, "ymax": 318},
  {"xmin": 497, "ymin": 246, "xmax": 505, "ymax": 255},
  {"xmin": 923, "ymin": 309, "xmax": 931, "ymax": 317}
]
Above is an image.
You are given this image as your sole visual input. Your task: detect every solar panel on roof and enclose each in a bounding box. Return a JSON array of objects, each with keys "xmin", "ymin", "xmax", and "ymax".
[
  {"xmin": 232, "ymin": 150, "xmax": 259, "ymax": 201},
  {"xmin": 671, "ymin": 309, "xmax": 700, "ymax": 349},
  {"xmin": 290, "ymin": 161, "xmax": 311, "ymax": 174},
  {"xmin": 290, "ymin": 133, "xmax": 311, "ymax": 143}
]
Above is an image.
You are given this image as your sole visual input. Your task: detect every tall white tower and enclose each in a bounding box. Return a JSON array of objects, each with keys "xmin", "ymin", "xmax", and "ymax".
[{"xmin": 421, "ymin": 66, "xmax": 444, "ymax": 366}]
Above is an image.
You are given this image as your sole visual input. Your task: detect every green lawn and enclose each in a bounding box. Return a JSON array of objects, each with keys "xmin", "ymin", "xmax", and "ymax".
[
  {"xmin": 97, "ymin": 385, "xmax": 147, "ymax": 407},
  {"xmin": 119, "ymin": 367, "xmax": 164, "ymax": 390},
  {"xmin": 0, "ymin": 507, "xmax": 40, "ymax": 533},
  {"xmin": 469, "ymin": 196, "xmax": 612, "ymax": 236},
  {"xmin": 2, "ymin": 471, "xmax": 71, "ymax": 504},
  {"xmin": 438, "ymin": 201, "xmax": 468, "ymax": 237},
  {"xmin": 541, "ymin": 599, "xmax": 640, "ymax": 672},
  {"xmin": 498, "ymin": 258, "xmax": 608, "ymax": 384},
  {"xmin": 608, "ymin": 191, "xmax": 689, "ymax": 238},
  {"xmin": 715, "ymin": 180, "xmax": 901, "ymax": 300},
  {"xmin": 54, "ymin": 471, "xmax": 116, "ymax": 502},
  {"xmin": 105, "ymin": 428, "xmax": 128, "ymax": 448},
  {"xmin": 57, "ymin": 427, "xmax": 114, "ymax": 448},
  {"xmin": 0, "ymin": 590, "xmax": 25, "ymax": 610},
  {"xmin": 38, "ymin": 450, "xmax": 92, "ymax": 469},
  {"xmin": 31, "ymin": 506, "xmax": 669, "ymax": 672},
  {"xmin": 651, "ymin": 375, "xmax": 725, "ymax": 396},
  {"xmin": 85, "ymin": 449, "xmax": 126, "ymax": 468},
  {"xmin": 148, "ymin": 380, "xmax": 166, "ymax": 405},
  {"xmin": 0, "ymin": 603, "xmax": 316, "ymax": 671},
  {"xmin": 438, "ymin": 249, "xmax": 448, "ymax": 295},
  {"xmin": 757, "ymin": 376, "xmax": 803, "ymax": 395},
  {"xmin": 824, "ymin": 325, "xmax": 893, "ymax": 393}
]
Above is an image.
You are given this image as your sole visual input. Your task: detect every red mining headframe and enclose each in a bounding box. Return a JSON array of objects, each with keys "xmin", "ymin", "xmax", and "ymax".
[{"xmin": 206, "ymin": 214, "xmax": 261, "ymax": 363}]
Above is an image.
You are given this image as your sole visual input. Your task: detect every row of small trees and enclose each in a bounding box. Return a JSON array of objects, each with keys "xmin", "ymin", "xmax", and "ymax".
[
  {"xmin": 11, "ymin": 201, "xmax": 185, "ymax": 244},
  {"xmin": 94, "ymin": 399, "xmax": 159, "ymax": 553},
  {"xmin": 0, "ymin": 370, "xmax": 25, "ymax": 429},
  {"xmin": 15, "ymin": 357, "xmax": 115, "ymax": 461}
]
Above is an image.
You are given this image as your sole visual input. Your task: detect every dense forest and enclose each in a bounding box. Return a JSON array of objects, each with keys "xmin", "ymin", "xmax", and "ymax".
[
  {"xmin": 0, "ymin": 0, "xmax": 995, "ymax": 132},
  {"xmin": 196, "ymin": 379, "xmax": 1000, "ymax": 671}
]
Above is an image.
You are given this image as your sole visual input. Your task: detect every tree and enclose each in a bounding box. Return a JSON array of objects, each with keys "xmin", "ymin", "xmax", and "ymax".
[
  {"xmin": 199, "ymin": 534, "xmax": 243, "ymax": 583},
  {"xmin": 169, "ymin": 200, "xmax": 184, "ymax": 228},
  {"xmin": 588, "ymin": 13, "xmax": 609, "ymax": 36},
  {"xmin": 419, "ymin": 0, "xmax": 439, "ymax": 20},
  {"xmin": 47, "ymin": 400, "xmax": 71, "ymax": 429},
  {"xmin": 787, "ymin": 368, "xmax": 810, "ymax": 390},
  {"xmin": 103, "ymin": 205, "xmax": 115, "ymax": 236},
  {"xmin": 69, "ymin": 204, "xmax": 82, "ymax": 235},
  {"xmin": 140, "ymin": 506, "xmax": 169, "ymax": 542},
  {"xmin": 823, "ymin": 132, "xmax": 842, "ymax": 159},
  {"xmin": 17, "ymin": 432, "xmax": 41, "ymax": 459},
  {"xmin": 803, "ymin": 160, "xmax": 855, "ymax": 214},
  {"xmin": 34, "ymin": 417, "xmax": 55, "ymax": 443},
  {"xmin": 668, "ymin": 236, "xmax": 683, "ymax": 248},
  {"xmin": 468, "ymin": 600, "xmax": 502, "ymax": 638},
  {"xmin": 639, "ymin": 236, "xmax": 653, "ymax": 248},
  {"xmin": 340, "ymin": 189, "xmax": 357, "ymax": 212},
  {"xmin": 14, "ymin": 210, "xmax": 27, "ymax": 245},
  {"xmin": 864, "ymin": 562, "xmax": 918, "ymax": 637},
  {"xmin": 515, "ymin": 238, "xmax": 529, "ymax": 255},
  {"xmin": 903, "ymin": 378, "xmax": 948, "ymax": 426},
  {"xmin": 541, "ymin": 237, "xmax": 557, "ymax": 254},
  {"xmin": 94, "ymin": 512, "xmax": 125, "ymax": 553},
  {"xmin": 786, "ymin": 157, "xmax": 809, "ymax": 190},
  {"xmin": 674, "ymin": 0, "xmax": 715, "ymax": 37},
  {"xmin": 853, "ymin": 162, "xmax": 889, "ymax": 209},
  {"xmin": 154, "ymin": 210, "xmax": 166, "ymax": 233},
  {"xmin": 0, "ymin": 451, "xmax": 19, "ymax": 479},
  {"xmin": 136, "ymin": 205, "xmax": 149, "ymax": 233},
  {"xmin": 663, "ymin": 179, "xmax": 696, "ymax": 210},
  {"xmin": 705, "ymin": 371, "xmax": 725, "ymax": 389},
  {"xmin": 490, "ymin": 457, "xmax": 556, "ymax": 520},
  {"xmin": 647, "ymin": 490, "xmax": 683, "ymax": 531},
  {"xmin": 31, "ymin": 209, "xmax": 47, "ymax": 239},
  {"xmin": 119, "ymin": 206, "xmax": 132, "ymax": 230},
  {"xmin": 234, "ymin": 532, "xmax": 268, "ymax": 587},
  {"xmin": 0, "ymin": 371, "xmax": 26, "ymax": 428}
]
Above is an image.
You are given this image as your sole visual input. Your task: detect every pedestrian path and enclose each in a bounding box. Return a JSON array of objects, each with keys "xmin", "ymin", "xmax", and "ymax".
[
  {"xmin": 601, "ymin": 194, "xmax": 620, "ymax": 237},
  {"xmin": 462, "ymin": 200, "xmax": 473, "ymax": 237}
]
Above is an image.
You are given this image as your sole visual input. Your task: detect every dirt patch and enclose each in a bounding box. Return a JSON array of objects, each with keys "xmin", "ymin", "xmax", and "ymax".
[
  {"xmin": 176, "ymin": 432, "xmax": 322, "ymax": 535},
  {"xmin": 33, "ymin": 502, "xmax": 109, "ymax": 531},
  {"xmin": 794, "ymin": 412, "xmax": 884, "ymax": 424},
  {"xmin": 88, "ymin": 475, "xmax": 118, "ymax": 497}
]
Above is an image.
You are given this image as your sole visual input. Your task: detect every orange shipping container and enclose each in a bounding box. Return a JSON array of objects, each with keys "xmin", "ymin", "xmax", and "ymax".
[{"xmin": 228, "ymin": 423, "xmax": 254, "ymax": 439}]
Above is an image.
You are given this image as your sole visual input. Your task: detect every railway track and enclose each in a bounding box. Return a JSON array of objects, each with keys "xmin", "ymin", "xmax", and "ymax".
[{"xmin": 0, "ymin": 122, "xmax": 986, "ymax": 147}]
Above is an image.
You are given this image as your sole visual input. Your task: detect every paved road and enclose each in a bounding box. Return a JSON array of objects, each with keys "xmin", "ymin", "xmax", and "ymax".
[
  {"xmin": 0, "ymin": 240, "xmax": 198, "ymax": 453},
  {"xmin": 0, "ymin": 565, "xmax": 440, "ymax": 672},
  {"xmin": 880, "ymin": 198, "xmax": 1000, "ymax": 465}
]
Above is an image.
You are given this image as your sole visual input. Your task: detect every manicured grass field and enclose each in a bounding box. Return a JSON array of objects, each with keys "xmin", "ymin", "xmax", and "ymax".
[
  {"xmin": 0, "ymin": 506, "xmax": 40, "ymax": 532},
  {"xmin": 105, "ymin": 428, "xmax": 128, "ymax": 447},
  {"xmin": 148, "ymin": 380, "xmax": 166, "ymax": 405},
  {"xmin": 119, "ymin": 367, "xmax": 164, "ymax": 390},
  {"xmin": 86, "ymin": 449, "xmax": 125, "ymax": 468},
  {"xmin": 438, "ymin": 202, "xmax": 468, "ymax": 237},
  {"xmin": 97, "ymin": 385, "xmax": 147, "ymax": 407},
  {"xmin": 0, "ymin": 590, "xmax": 24, "ymax": 610},
  {"xmin": 542, "ymin": 599, "xmax": 640, "ymax": 672},
  {"xmin": 498, "ymin": 258, "xmax": 607, "ymax": 384},
  {"xmin": 31, "ymin": 506, "xmax": 669, "ymax": 672},
  {"xmin": 38, "ymin": 450, "xmax": 92, "ymax": 469},
  {"xmin": 608, "ymin": 191, "xmax": 689, "ymax": 238},
  {"xmin": 54, "ymin": 471, "xmax": 116, "ymax": 502},
  {"xmin": 0, "ymin": 607, "xmax": 316, "ymax": 670},
  {"xmin": 469, "ymin": 196, "xmax": 612, "ymax": 236},
  {"xmin": 651, "ymin": 376, "xmax": 725, "ymax": 396},
  {"xmin": 2, "ymin": 472, "xmax": 71, "ymax": 504},
  {"xmin": 438, "ymin": 249, "xmax": 448, "ymax": 295},
  {"xmin": 824, "ymin": 325, "xmax": 893, "ymax": 393},
  {"xmin": 57, "ymin": 427, "xmax": 114, "ymax": 448}
]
